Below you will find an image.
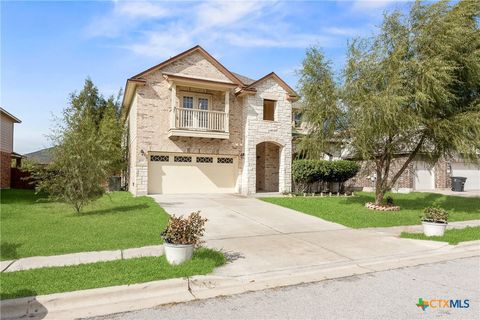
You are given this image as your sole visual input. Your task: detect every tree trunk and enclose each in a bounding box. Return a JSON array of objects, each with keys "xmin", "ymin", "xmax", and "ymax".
[
  {"xmin": 375, "ymin": 162, "xmax": 385, "ymax": 205},
  {"xmin": 375, "ymin": 189, "xmax": 385, "ymax": 205}
]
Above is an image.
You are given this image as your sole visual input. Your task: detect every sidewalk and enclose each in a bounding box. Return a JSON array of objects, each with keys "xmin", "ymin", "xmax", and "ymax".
[
  {"xmin": 366, "ymin": 219, "xmax": 480, "ymax": 236},
  {"xmin": 1, "ymin": 240, "xmax": 478, "ymax": 320},
  {"xmin": 0, "ymin": 245, "xmax": 164, "ymax": 273}
]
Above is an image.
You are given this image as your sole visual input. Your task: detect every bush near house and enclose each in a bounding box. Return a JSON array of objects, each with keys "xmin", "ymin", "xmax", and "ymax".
[{"xmin": 292, "ymin": 159, "xmax": 359, "ymax": 193}]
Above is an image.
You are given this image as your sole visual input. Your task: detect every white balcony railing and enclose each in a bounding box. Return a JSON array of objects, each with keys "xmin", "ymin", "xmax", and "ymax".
[{"xmin": 174, "ymin": 107, "xmax": 227, "ymax": 132}]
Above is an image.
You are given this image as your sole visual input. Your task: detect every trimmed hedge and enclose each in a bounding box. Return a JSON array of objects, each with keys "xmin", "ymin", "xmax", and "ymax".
[{"xmin": 293, "ymin": 159, "xmax": 360, "ymax": 184}]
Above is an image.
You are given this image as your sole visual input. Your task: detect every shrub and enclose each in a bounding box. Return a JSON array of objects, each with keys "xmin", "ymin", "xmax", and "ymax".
[
  {"xmin": 421, "ymin": 207, "xmax": 448, "ymax": 223},
  {"xmin": 161, "ymin": 211, "xmax": 207, "ymax": 246},
  {"xmin": 292, "ymin": 160, "xmax": 359, "ymax": 185},
  {"xmin": 386, "ymin": 196, "xmax": 394, "ymax": 206}
]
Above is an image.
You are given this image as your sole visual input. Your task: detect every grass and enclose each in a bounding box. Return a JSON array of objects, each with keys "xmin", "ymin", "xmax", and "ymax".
[
  {"xmin": 0, "ymin": 189, "xmax": 170, "ymax": 260},
  {"xmin": 400, "ymin": 226, "xmax": 480, "ymax": 245},
  {"xmin": 261, "ymin": 192, "xmax": 480, "ymax": 228},
  {"xmin": 0, "ymin": 248, "xmax": 226, "ymax": 300}
]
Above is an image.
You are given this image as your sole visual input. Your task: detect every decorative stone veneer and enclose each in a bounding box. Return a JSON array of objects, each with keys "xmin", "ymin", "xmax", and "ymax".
[
  {"xmin": 1, "ymin": 151, "xmax": 11, "ymax": 189},
  {"xmin": 241, "ymin": 78, "xmax": 292, "ymax": 195},
  {"xmin": 256, "ymin": 142, "xmax": 280, "ymax": 192}
]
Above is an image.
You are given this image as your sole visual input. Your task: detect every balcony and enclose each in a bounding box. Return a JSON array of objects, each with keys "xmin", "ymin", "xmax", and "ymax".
[{"xmin": 168, "ymin": 107, "xmax": 229, "ymax": 139}]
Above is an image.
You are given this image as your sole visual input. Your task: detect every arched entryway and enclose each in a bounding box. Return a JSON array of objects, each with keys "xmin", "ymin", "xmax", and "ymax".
[{"xmin": 256, "ymin": 141, "xmax": 280, "ymax": 192}]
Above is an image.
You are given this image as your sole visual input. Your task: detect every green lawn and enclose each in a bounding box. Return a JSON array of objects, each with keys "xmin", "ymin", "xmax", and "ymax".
[
  {"xmin": 261, "ymin": 192, "xmax": 480, "ymax": 228},
  {"xmin": 0, "ymin": 248, "xmax": 226, "ymax": 300},
  {"xmin": 401, "ymin": 226, "xmax": 480, "ymax": 245},
  {"xmin": 0, "ymin": 189, "xmax": 170, "ymax": 260}
]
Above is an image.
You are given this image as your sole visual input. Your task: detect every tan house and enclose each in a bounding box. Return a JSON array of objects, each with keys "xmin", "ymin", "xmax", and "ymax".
[
  {"xmin": 1, "ymin": 107, "xmax": 21, "ymax": 189},
  {"xmin": 123, "ymin": 46, "xmax": 298, "ymax": 195}
]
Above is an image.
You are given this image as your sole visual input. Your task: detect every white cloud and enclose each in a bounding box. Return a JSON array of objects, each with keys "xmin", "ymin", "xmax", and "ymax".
[
  {"xmin": 86, "ymin": 1, "xmax": 172, "ymax": 38},
  {"xmin": 87, "ymin": 0, "xmax": 367, "ymax": 58},
  {"xmin": 346, "ymin": 0, "xmax": 405, "ymax": 12}
]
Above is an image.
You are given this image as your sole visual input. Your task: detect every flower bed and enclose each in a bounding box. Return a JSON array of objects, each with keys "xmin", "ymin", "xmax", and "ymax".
[{"xmin": 365, "ymin": 202, "xmax": 400, "ymax": 211}]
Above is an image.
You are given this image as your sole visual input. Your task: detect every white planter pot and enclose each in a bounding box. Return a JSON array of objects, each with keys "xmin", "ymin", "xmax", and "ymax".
[
  {"xmin": 422, "ymin": 221, "xmax": 447, "ymax": 237},
  {"xmin": 164, "ymin": 243, "xmax": 194, "ymax": 265}
]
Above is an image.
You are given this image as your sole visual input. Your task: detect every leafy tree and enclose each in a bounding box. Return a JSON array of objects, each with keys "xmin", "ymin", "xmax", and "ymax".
[
  {"xmin": 36, "ymin": 79, "xmax": 125, "ymax": 213},
  {"xmin": 298, "ymin": 0, "xmax": 480, "ymax": 204}
]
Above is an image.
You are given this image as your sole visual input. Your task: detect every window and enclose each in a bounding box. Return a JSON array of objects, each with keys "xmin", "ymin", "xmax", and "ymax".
[
  {"xmin": 293, "ymin": 111, "xmax": 302, "ymax": 128},
  {"xmin": 217, "ymin": 157, "xmax": 234, "ymax": 164},
  {"xmin": 150, "ymin": 155, "xmax": 169, "ymax": 162},
  {"xmin": 196, "ymin": 156, "xmax": 213, "ymax": 163},
  {"xmin": 174, "ymin": 156, "xmax": 192, "ymax": 163},
  {"xmin": 263, "ymin": 99, "xmax": 275, "ymax": 121},
  {"xmin": 182, "ymin": 96, "xmax": 194, "ymax": 109}
]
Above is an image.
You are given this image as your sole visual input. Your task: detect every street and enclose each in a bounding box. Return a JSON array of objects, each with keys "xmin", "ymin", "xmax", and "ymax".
[{"xmin": 92, "ymin": 257, "xmax": 480, "ymax": 320}]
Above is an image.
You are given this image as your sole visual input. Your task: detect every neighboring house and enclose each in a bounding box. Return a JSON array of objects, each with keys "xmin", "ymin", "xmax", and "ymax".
[
  {"xmin": 0, "ymin": 107, "xmax": 21, "ymax": 189},
  {"xmin": 122, "ymin": 45, "xmax": 298, "ymax": 195},
  {"xmin": 24, "ymin": 147, "xmax": 54, "ymax": 165},
  {"xmin": 349, "ymin": 155, "xmax": 480, "ymax": 192},
  {"xmin": 294, "ymin": 113, "xmax": 479, "ymax": 192}
]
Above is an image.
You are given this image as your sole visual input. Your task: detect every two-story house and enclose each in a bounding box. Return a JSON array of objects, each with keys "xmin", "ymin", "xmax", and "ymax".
[
  {"xmin": 1, "ymin": 107, "xmax": 21, "ymax": 189},
  {"xmin": 123, "ymin": 46, "xmax": 298, "ymax": 195}
]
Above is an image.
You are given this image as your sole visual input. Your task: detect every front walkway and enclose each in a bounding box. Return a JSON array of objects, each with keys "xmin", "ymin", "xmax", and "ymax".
[{"xmin": 150, "ymin": 194, "xmax": 467, "ymax": 277}]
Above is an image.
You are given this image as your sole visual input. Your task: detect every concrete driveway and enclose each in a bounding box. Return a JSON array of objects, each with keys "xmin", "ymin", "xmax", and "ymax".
[{"xmin": 150, "ymin": 194, "xmax": 450, "ymax": 277}]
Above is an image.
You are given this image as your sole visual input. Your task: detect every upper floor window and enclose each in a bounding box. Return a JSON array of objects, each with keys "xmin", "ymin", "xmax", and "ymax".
[
  {"xmin": 263, "ymin": 99, "xmax": 275, "ymax": 121},
  {"xmin": 183, "ymin": 96, "xmax": 194, "ymax": 109},
  {"xmin": 198, "ymin": 97, "xmax": 209, "ymax": 110},
  {"xmin": 181, "ymin": 93, "xmax": 211, "ymax": 110},
  {"xmin": 293, "ymin": 111, "xmax": 303, "ymax": 128}
]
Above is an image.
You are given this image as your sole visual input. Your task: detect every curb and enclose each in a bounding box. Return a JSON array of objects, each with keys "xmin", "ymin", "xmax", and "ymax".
[{"xmin": 1, "ymin": 243, "xmax": 478, "ymax": 320}]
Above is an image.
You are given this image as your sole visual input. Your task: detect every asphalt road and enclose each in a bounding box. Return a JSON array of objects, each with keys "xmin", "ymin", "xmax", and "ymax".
[{"xmin": 92, "ymin": 257, "xmax": 480, "ymax": 320}]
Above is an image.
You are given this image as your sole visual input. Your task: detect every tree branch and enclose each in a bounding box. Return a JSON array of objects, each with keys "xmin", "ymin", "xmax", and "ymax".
[{"xmin": 387, "ymin": 134, "xmax": 426, "ymax": 190}]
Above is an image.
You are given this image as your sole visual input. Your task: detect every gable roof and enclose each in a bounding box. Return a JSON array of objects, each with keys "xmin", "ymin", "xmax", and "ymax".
[
  {"xmin": 0, "ymin": 107, "xmax": 21, "ymax": 123},
  {"xmin": 131, "ymin": 45, "xmax": 244, "ymax": 85},
  {"xmin": 121, "ymin": 46, "xmax": 299, "ymax": 113},
  {"xmin": 245, "ymin": 72, "xmax": 299, "ymax": 99}
]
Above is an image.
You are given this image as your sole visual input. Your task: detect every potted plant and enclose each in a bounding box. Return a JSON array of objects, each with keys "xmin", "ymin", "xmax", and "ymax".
[
  {"xmin": 421, "ymin": 207, "xmax": 448, "ymax": 237},
  {"xmin": 161, "ymin": 211, "xmax": 207, "ymax": 265}
]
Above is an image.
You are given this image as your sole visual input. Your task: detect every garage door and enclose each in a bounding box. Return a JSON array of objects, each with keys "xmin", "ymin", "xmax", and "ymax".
[
  {"xmin": 414, "ymin": 161, "xmax": 435, "ymax": 190},
  {"xmin": 451, "ymin": 163, "xmax": 480, "ymax": 191},
  {"xmin": 148, "ymin": 153, "xmax": 238, "ymax": 194}
]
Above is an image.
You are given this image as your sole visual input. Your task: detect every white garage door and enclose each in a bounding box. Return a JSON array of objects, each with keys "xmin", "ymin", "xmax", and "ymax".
[
  {"xmin": 414, "ymin": 161, "xmax": 435, "ymax": 190},
  {"xmin": 451, "ymin": 163, "xmax": 480, "ymax": 191},
  {"xmin": 148, "ymin": 153, "xmax": 238, "ymax": 194}
]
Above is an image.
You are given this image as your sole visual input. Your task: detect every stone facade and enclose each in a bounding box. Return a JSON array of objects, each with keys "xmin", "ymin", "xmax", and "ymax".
[
  {"xmin": 126, "ymin": 49, "xmax": 293, "ymax": 195},
  {"xmin": 241, "ymin": 78, "xmax": 292, "ymax": 194}
]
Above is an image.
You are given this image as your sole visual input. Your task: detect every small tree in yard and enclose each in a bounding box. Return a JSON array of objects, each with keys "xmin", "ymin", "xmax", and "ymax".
[
  {"xmin": 298, "ymin": 0, "xmax": 480, "ymax": 205},
  {"xmin": 36, "ymin": 79, "xmax": 124, "ymax": 213}
]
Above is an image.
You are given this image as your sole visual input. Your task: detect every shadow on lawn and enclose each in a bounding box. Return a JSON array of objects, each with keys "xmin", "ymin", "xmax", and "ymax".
[
  {"xmin": 0, "ymin": 242, "xmax": 22, "ymax": 260},
  {"xmin": 78, "ymin": 204, "xmax": 150, "ymax": 216},
  {"xmin": 346, "ymin": 192, "xmax": 480, "ymax": 213}
]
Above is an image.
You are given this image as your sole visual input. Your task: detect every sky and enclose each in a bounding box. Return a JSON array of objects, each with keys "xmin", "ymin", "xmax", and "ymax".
[{"xmin": 1, "ymin": 0, "xmax": 410, "ymax": 154}]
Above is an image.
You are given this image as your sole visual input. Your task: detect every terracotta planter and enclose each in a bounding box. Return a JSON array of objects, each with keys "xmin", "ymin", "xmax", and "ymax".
[
  {"xmin": 422, "ymin": 221, "xmax": 447, "ymax": 237},
  {"xmin": 164, "ymin": 242, "xmax": 194, "ymax": 265}
]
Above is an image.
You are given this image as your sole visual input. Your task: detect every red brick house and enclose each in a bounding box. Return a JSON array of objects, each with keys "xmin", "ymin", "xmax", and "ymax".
[{"xmin": 1, "ymin": 107, "xmax": 21, "ymax": 189}]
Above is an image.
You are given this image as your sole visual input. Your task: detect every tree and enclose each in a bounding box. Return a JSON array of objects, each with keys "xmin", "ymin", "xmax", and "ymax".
[
  {"xmin": 299, "ymin": 0, "xmax": 480, "ymax": 204},
  {"xmin": 36, "ymin": 79, "xmax": 125, "ymax": 213}
]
